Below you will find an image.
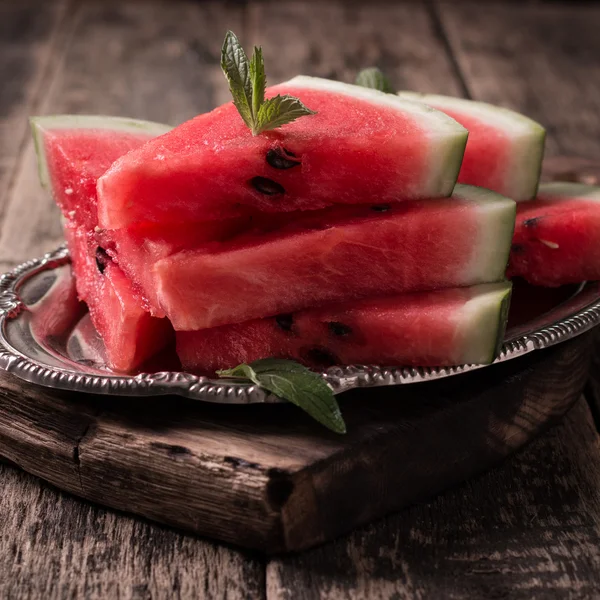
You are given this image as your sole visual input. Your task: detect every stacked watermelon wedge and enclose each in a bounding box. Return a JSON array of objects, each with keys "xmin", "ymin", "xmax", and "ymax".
[
  {"xmin": 31, "ymin": 115, "xmax": 174, "ymax": 371},
  {"xmin": 29, "ymin": 48, "xmax": 519, "ymax": 374},
  {"xmin": 33, "ymin": 34, "xmax": 600, "ymax": 385}
]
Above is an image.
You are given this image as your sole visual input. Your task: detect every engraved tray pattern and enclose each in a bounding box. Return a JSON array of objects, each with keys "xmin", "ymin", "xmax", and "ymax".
[{"xmin": 0, "ymin": 246, "xmax": 598, "ymax": 404}]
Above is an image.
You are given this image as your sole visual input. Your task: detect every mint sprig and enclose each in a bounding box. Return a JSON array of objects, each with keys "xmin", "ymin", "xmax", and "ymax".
[
  {"xmin": 355, "ymin": 67, "xmax": 394, "ymax": 94},
  {"xmin": 220, "ymin": 31, "xmax": 316, "ymax": 135},
  {"xmin": 218, "ymin": 358, "xmax": 346, "ymax": 434}
]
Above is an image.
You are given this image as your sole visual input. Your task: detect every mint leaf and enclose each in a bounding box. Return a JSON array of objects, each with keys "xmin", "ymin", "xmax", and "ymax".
[
  {"xmin": 250, "ymin": 358, "xmax": 308, "ymax": 374},
  {"xmin": 355, "ymin": 67, "xmax": 394, "ymax": 94},
  {"xmin": 218, "ymin": 358, "xmax": 346, "ymax": 434},
  {"xmin": 221, "ymin": 31, "xmax": 254, "ymax": 130},
  {"xmin": 256, "ymin": 95, "xmax": 316, "ymax": 134},
  {"xmin": 220, "ymin": 31, "xmax": 315, "ymax": 135},
  {"xmin": 217, "ymin": 363, "xmax": 258, "ymax": 382},
  {"xmin": 257, "ymin": 370, "xmax": 346, "ymax": 434},
  {"xmin": 249, "ymin": 46, "xmax": 266, "ymax": 122}
]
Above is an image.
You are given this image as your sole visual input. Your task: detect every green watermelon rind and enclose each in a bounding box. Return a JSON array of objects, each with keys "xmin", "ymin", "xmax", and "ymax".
[
  {"xmin": 463, "ymin": 281, "xmax": 512, "ymax": 364},
  {"xmin": 452, "ymin": 184, "xmax": 516, "ymax": 284},
  {"xmin": 537, "ymin": 181, "xmax": 600, "ymax": 201},
  {"xmin": 283, "ymin": 77, "xmax": 469, "ymax": 198},
  {"xmin": 397, "ymin": 92, "xmax": 546, "ymax": 202},
  {"xmin": 30, "ymin": 115, "xmax": 172, "ymax": 192}
]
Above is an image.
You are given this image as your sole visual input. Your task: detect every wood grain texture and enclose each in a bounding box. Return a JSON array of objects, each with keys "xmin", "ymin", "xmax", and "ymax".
[
  {"xmin": 0, "ymin": 463, "xmax": 264, "ymax": 600},
  {"xmin": 0, "ymin": 0, "xmax": 243, "ymax": 271},
  {"xmin": 247, "ymin": 0, "xmax": 463, "ymax": 95},
  {"xmin": 437, "ymin": 1, "xmax": 600, "ymax": 158},
  {"xmin": 265, "ymin": 2, "xmax": 600, "ymax": 597},
  {"xmin": 267, "ymin": 397, "xmax": 600, "ymax": 600},
  {"xmin": 0, "ymin": 1, "xmax": 261, "ymax": 596},
  {"xmin": 0, "ymin": 334, "xmax": 592, "ymax": 554},
  {"xmin": 0, "ymin": 0, "xmax": 68, "ymax": 213}
]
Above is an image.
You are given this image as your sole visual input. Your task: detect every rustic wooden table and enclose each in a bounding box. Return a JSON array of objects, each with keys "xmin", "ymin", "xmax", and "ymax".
[{"xmin": 2, "ymin": 0, "xmax": 600, "ymax": 597}]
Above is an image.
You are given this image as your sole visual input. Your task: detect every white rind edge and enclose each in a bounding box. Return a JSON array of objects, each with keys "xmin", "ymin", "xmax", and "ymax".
[
  {"xmin": 0, "ymin": 248, "xmax": 599, "ymax": 402},
  {"xmin": 284, "ymin": 77, "xmax": 468, "ymax": 134},
  {"xmin": 398, "ymin": 92, "xmax": 546, "ymax": 201},
  {"xmin": 30, "ymin": 115, "xmax": 172, "ymax": 190},
  {"xmin": 452, "ymin": 184, "xmax": 516, "ymax": 284},
  {"xmin": 397, "ymin": 92, "xmax": 543, "ymax": 135},
  {"xmin": 460, "ymin": 282, "xmax": 512, "ymax": 364},
  {"xmin": 279, "ymin": 77, "xmax": 469, "ymax": 198}
]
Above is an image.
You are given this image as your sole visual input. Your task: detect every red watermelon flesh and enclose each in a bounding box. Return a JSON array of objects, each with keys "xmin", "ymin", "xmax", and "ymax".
[
  {"xmin": 30, "ymin": 114, "xmax": 287, "ymax": 260},
  {"xmin": 97, "ymin": 77, "xmax": 468, "ymax": 229},
  {"xmin": 508, "ymin": 182, "xmax": 600, "ymax": 286},
  {"xmin": 177, "ymin": 282, "xmax": 512, "ymax": 374},
  {"xmin": 96, "ymin": 212, "xmax": 290, "ymax": 317},
  {"xmin": 107, "ymin": 185, "xmax": 515, "ymax": 331},
  {"xmin": 31, "ymin": 116, "xmax": 171, "ymax": 229},
  {"xmin": 398, "ymin": 93, "xmax": 545, "ymax": 202},
  {"xmin": 63, "ymin": 222, "xmax": 173, "ymax": 372}
]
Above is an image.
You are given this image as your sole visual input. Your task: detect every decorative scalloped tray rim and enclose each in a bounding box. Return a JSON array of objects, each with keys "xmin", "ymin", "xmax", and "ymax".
[{"xmin": 0, "ymin": 246, "xmax": 599, "ymax": 405}]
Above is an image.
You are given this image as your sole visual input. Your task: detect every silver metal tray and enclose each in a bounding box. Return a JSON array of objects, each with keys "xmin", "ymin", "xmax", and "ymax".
[{"xmin": 0, "ymin": 246, "xmax": 599, "ymax": 404}]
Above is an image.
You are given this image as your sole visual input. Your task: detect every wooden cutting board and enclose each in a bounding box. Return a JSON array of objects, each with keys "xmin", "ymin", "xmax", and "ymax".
[
  {"xmin": 0, "ymin": 158, "xmax": 598, "ymax": 554},
  {"xmin": 0, "ymin": 334, "xmax": 592, "ymax": 554}
]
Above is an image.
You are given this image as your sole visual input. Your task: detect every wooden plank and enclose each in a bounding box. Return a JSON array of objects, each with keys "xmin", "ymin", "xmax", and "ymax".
[
  {"xmin": 436, "ymin": 2, "xmax": 600, "ymax": 158},
  {"xmin": 0, "ymin": 0, "xmax": 264, "ymax": 594},
  {"xmin": 247, "ymin": 0, "xmax": 463, "ymax": 95},
  {"xmin": 267, "ymin": 397, "xmax": 600, "ymax": 600},
  {"xmin": 0, "ymin": 335, "xmax": 267, "ymax": 596},
  {"xmin": 0, "ymin": 463, "xmax": 264, "ymax": 599},
  {"xmin": 0, "ymin": 0, "xmax": 68, "ymax": 212},
  {"xmin": 0, "ymin": 0, "xmax": 242, "ymax": 270},
  {"xmin": 259, "ymin": 1, "xmax": 600, "ymax": 594},
  {"xmin": 0, "ymin": 327, "xmax": 591, "ymax": 553}
]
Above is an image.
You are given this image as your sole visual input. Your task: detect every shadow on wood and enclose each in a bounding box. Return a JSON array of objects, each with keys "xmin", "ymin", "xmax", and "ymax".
[{"xmin": 0, "ymin": 333, "xmax": 592, "ymax": 553}]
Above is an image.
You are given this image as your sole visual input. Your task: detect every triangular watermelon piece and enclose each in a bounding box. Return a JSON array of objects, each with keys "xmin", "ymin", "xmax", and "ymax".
[
  {"xmin": 64, "ymin": 222, "xmax": 173, "ymax": 372},
  {"xmin": 106, "ymin": 185, "xmax": 516, "ymax": 331},
  {"xmin": 177, "ymin": 282, "xmax": 512, "ymax": 374},
  {"xmin": 509, "ymin": 182, "xmax": 600, "ymax": 286},
  {"xmin": 97, "ymin": 77, "xmax": 469, "ymax": 229},
  {"xmin": 31, "ymin": 115, "xmax": 171, "ymax": 229},
  {"xmin": 31, "ymin": 115, "xmax": 175, "ymax": 371},
  {"xmin": 398, "ymin": 93, "xmax": 545, "ymax": 202}
]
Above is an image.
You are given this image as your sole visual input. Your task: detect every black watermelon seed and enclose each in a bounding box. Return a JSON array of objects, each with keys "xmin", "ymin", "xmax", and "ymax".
[
  {"xmin": 275, "ymin": 314, "xmax": 294, "ymax": 332},
  {"xmin": 328, "ymin": 321, "xmax": 353, "ymax": 336},
  {"xmin": 266, "ymin": 148, "xmax": 301, "ymax": 170},
  {"xmin": 371, "ymin": 204, "xmax": 391, "ymax": 212},
  {"xmin": 95, "ymin": 247, "xmax": 110, "ymax": 274},
  {"xmin": 523, "ymin": 217, "xmax": 541, "ymax": 228},
  {"xmin": 250, "ymin": 176, "xmax": 285, "ymax": 195},
  {"xmin": 511, "ymin": 243, "xmax": 525, "ymax": 254},
  {"xmin": 301, "ymin": 347, "xmax": 339, "ymax": 367}
]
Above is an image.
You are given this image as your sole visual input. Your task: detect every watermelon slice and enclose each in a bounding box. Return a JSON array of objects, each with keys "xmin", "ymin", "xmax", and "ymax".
[
  {"xmin": 106, "ymin": 185, "xmax": 515, "ymax": 331},
  {"xmin": 509, "ymin": 182, "xmax": 600, "ymax": 286},
  {"xmin": 177, "ymin": 282, "xmax": 512, "ymax": 374},
  {"xmin": 398, "ymin": 92, "xmax": 545, "ymax": 201},
  {"xmin": 30, "ymin": 115, "xmax": 177, "ymax": 371},
  {"xmin": 97, "ymin": 77, "xmax": 469, "ymax": 229},
  {"xmin": 63, "ymin": 222, "xmax": 173, "ymax": 372},
  {"xmin": 30, "ymin": 115, "xmax": 171, "ymax": 229}
]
